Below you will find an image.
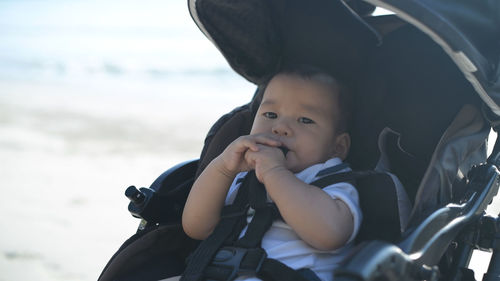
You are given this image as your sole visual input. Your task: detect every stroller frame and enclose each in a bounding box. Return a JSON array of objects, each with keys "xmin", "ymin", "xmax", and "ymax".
[{"xmin": 335, "ymin": 156, "xmax": 500, "ymax": 280}]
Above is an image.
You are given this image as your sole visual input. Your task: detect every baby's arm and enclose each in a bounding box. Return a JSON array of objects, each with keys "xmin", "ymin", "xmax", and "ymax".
[
  {"xmin": 182, "ymin": 134, "xmax": 281, "ymax": 240},
  {"xmin": 182, "ymin": 155, "xmax": 235, "ymax": 240},
  {"xmin": 264, "ymin": 169, "xmax": 354, "ymax": 251},
  {"xmin": 246, "ymin": 146, "xmax": 354, "ymax": 251}
]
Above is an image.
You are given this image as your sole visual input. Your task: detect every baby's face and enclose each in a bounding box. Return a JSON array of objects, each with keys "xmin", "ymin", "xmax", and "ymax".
[{"xmin": 250, "ymin": 73, "xmax": 344, "ymax": 173}]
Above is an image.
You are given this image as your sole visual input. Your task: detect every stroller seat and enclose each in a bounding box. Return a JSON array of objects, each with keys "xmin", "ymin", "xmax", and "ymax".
[{"xmin": 99, "ymin": 0, "xmax": 500, "ymax": 280}]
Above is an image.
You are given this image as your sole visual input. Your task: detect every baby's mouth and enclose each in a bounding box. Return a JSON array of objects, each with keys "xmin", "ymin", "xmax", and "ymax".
[{"xmin": 278, "ymin": 146, "xmax": 289, "ymax": 156}]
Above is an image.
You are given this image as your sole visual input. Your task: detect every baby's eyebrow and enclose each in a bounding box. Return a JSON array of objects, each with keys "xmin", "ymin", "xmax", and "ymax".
[
  {"xmin": 298, "ymin": 102, "xmax": 332, "ymax": 119},
  {"xmin": 260, "ymin": 99, "xmax": 277, "ymax": 107},
  {"xmin": 300, "ymin": 104, "xmax": 322, "ymax": 114},
  {"xmin": 260, "ymin": 98, "xmax": 328, "ymax": 117}
]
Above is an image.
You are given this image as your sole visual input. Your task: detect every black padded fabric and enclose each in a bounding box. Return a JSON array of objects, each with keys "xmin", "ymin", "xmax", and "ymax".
[
  {"xmin": 195, "ymin": 90, "xmax": 263, "ymax": 179},
  {"xmin": 196, "ymin": 0, "xmax": 283, "ymax": 85},
  {"xmin": 195, "ymin": 0, "xmax": 379, "ymax": 85},
  {"xmin": 375, "ymin": 0, "xmax": 500, "ymax": 116},
  {"xmin": 355, "ymin": 173, "xmax": 401, "ymax": 243},
  {"xmin": 98, "ymin": 224, "xmax": 197, "ymax": 281},
  {"xmin": 348, "ymin": 25, "xmax": 481, "ymax": 202}
]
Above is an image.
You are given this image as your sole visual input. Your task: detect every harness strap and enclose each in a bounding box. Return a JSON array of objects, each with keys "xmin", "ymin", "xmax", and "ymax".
[
  {"xmin": 309, "ymin": 170, "xmax": 375, "ymax": 188},
  {"xmin": 181, "ymin": 174, "xmax": 252, "ymax": 281},
  {"xmin": 258, "ymin": 258, "xmax": 311, "ymax": 281},
  {"xmin": 235, "ymin": 206, "xmax": 277, "ymax": 248},
  {"xmin": 204, "ymin": 252, "xmax": 310, "ymax": 281},
  {"xmin": 247, "ymin": 173, "xmax": 268, "ymax": 209},
  {"xmin": 181, "ymin": 214, "xmax": 239, "ymax": 280},
  {"xmin": 236, "ymin": 175, "xmax": 280, "ymax": 248},
  {"xmin": 204, "ymin": 247, "xmax": 267, "ymax": 281}
]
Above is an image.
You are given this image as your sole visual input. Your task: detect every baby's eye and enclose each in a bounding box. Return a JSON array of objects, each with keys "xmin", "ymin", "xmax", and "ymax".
[
  {"xmin": 298, "ymin": 117, "xmax": 315, "ymax": 124},
  {"xmin": 263, "ymin": 112, "xmax": 277, "ymax": 119}
]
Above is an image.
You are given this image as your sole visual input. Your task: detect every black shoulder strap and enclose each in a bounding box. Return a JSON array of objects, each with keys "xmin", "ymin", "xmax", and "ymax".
[
  {"xmin": 234, "ymin": 174, "xmax": 279, "ymax": 248},
  {"xmin": 181, "ymin": 173, "xmax": 252, "ymax": 281},
  {"xmin": 309, "ymin": 170, "xmax": 378, "ymax": 188}
]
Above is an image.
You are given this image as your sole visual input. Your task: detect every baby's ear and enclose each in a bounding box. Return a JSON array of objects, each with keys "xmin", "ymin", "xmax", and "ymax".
[{"xmin": 334, "ymin": 133, "xmax": 351, "ymax": 160}]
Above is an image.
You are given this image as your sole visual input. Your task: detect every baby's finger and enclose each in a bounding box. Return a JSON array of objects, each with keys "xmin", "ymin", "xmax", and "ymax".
[
  {"xmin": 237, "ymin": 137, "xmax": 260, "ymax": 152},
  {"xmin": 244, "ymin": 150, "xmax": 257, "ymax": 169},
  {"xmin": 252, "ymin": 134, "xmax": 282, "ymax": 146}
]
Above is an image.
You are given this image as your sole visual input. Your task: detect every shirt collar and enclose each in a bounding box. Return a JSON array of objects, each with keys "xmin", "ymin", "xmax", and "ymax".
[{"xmin": 295, "ymin": 157, "xmax": 348, "ymax": 183}]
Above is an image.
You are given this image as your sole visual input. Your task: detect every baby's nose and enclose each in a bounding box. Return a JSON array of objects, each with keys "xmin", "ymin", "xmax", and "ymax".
[
  {"xmin": 272, "ymin": 128, "xmax": 288, "ymax": 136},
  {"xmin": 272, "ymin": 122, "xmax": 291, "ymax": 136}
]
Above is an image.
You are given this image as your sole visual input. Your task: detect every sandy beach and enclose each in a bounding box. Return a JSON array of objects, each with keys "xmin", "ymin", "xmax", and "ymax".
[
  {"xmin": 0, "ymin": 1, "xmax": 256, "ymax": 279},
  {"xmin": 0, "ymin": 77, "xmax": 253, "ymax": 281}
]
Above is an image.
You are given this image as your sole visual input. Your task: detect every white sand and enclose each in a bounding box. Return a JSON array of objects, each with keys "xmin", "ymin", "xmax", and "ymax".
[{"xmin": 0, "ymin": 78, "xmax": 252, "ymax": 281}]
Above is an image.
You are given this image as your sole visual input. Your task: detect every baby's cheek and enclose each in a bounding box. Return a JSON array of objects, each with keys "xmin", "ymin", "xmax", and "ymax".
[{"xmin": 284, "ymin": 153, "xmax": 300, "ymax": 173}]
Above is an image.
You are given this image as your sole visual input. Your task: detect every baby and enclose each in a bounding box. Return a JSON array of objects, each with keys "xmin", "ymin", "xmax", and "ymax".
[{"xmin": 182, "ymin": 65, "xmax": 361, "ymax": 281}]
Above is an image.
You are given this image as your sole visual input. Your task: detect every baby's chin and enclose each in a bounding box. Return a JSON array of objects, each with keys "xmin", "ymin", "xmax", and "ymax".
[{"xmin": 285, "ymin": 161, "xmax": 308, "ymax": 174}]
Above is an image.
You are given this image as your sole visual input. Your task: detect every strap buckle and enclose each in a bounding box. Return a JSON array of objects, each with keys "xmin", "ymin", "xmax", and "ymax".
[{"xmin": 208, "ymin": 247, "xmax": 267, "ymax": 281}]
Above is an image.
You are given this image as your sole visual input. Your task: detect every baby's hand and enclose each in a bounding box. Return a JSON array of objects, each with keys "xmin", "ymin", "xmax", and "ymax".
[
  {"xmin": 244, "ymin": 144, "xmax": 287, "ymax": 183},
  {"xmin": 216, "ymin": 134, "xmax": 281, "ymax": 178}
]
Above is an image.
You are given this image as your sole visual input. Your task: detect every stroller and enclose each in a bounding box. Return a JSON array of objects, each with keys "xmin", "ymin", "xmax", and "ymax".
[{"xmin": 99, "ymin": 0, "xmax": 500, "ymax": 280}]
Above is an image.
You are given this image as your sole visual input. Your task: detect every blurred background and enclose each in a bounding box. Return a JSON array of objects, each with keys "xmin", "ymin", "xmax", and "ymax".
[
  {"xmin": 0, "ymin": 0, "xmax": 253, "ymax": 280},
  {"xmin": 0, "ymin": 1, "xmax": 497, "ymax": 281}
]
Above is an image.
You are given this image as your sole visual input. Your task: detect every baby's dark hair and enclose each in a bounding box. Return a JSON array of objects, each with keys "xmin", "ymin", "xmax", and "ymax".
[{"xmin": 260, "ymin": 64, "xmax": 353, "ymax": 134}]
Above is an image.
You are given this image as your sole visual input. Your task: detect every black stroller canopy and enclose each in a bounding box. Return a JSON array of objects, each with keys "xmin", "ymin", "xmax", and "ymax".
[
  {"xmin": 189, "ymin": 0, "xmax": 380, "ymax": 86},
  {"xmin": 189, "ymin": 0, "xmax": 500, "ymax": 116},
  {"xmin": 364, "ymin": 0, "xmax": 500, "ymax": 115}
]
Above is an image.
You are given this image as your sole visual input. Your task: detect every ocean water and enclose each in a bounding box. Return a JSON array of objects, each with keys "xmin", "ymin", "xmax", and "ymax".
[
  {"xmin": 0, "ymin": 0, "xmax": 231, "ymax": 80},
  {"xmin": 0, "ymin": 0, "xmax": 255, "ymax": 124}
]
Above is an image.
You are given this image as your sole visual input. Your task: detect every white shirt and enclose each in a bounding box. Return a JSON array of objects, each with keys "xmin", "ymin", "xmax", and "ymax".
[{"xmin": 224, "ymin": 158, "xmax": 362, "ymax": 281}]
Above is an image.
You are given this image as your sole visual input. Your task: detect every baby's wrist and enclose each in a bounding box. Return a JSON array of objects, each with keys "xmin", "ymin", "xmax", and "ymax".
[
  {"xmin": 213, "ymin": 156, "xmax": 237, "ymax": 179},
  {"xmin": 261, "ymin": 165, "xmax": 290, "ymax": 186}
]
